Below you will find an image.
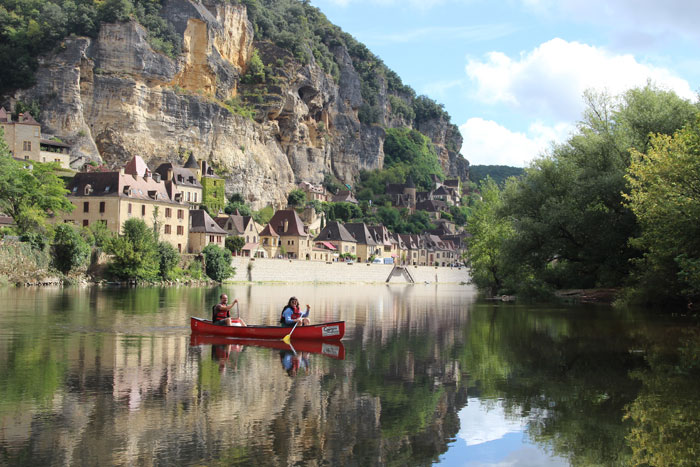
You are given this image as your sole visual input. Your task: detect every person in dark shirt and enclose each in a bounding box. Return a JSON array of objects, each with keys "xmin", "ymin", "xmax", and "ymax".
[{"xmin": 213, "ymin": 294, "xmax": 246, "ymax": 326}]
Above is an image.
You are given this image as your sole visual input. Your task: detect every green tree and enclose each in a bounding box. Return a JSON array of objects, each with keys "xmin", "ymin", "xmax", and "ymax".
[
  {"xmin": 466, "ymin": 178, "xmax": 515, "ymax": 295},
  {"xmin": 202, "ymin": 244, "xmax": 234, "ymax": 282},
  {"xmin": 225, "ymin": 236, "xmax": 246, "ymax": 255},
  {"xmin": 287, "ymin": 189, "xmax": 306, "ymax": 208},
  {"xmin": 107, "ymin": 218, "xmax": 159, "ymax": 280},
  {"xmin": 624, "ymin": 117, "xmax": 700, "ymax": 304},
  {"xmin": 0, "ymin": 135, "xmax": 73, "ymax": 235},
  {"xmin": 383, "ymin": 127, "xmax": 444, "ymax": 190},
  {"xmin": 157, "ymin": 241, "xmax": 179, "ymax": 280},
  {"xmin": 51, "ymin": 224, "xmax": 90, "ymax": 275}
]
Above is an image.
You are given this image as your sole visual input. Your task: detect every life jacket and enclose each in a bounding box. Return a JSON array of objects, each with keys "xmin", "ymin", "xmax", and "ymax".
[
  {"xmin": 213, "ymin": 304, "xmax": 229, "ymax": 322},
  {"xmin": 280, "ymin": 305, "xmax": 301, "ymax": 324}
]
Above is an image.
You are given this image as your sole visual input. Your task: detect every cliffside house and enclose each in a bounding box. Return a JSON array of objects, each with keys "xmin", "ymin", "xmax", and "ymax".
[
  {"xmin": 344, "ymin": 222, "xmax": 380, "ymax": 263},
  {"xmin": 368, "ymin": 225, "xmax": 394, "ymax": 260},
  {"xmin": 154, "ymin": 162, "xmax": 203, "ymax": 208},
  {"xmin": 259, "ymin": 223, "xmax": 281, "ymax": 258},
  {"xmin": 386, "ymin": 178, "xmax": 417, "ymax": 212},
  {"xmin": 184, "ymin": 154, "xmax": 225, "ymax": 214},
  {"xmin": 399, "ymin": 234, "xmax": 421, "ymax": 266},
  {"xmin": 265, "ymin": 209, "xmax": 312, "ymax": 260},
  {"xmin": 215, "ymin": 211, "xmax": 265, "ymax": 257},
  {"xmin": 313, "ymin": 221, "xmax": 357, "ymax": 259},
  {"xmin": 415, "ymin": 199, "xmax": 449, "ymax": 220},
  {"xmin": 298, "ymin": 181, "xmax": 327, "ymax": 202},
  {"xmin": 188, "ymin": 209, "xmax": 228, "ymax": 254},
  {"xmin": 0, "ymin": 107, "xmax": 71, "ymax": 169},
  {"xmin": 331, "ymin": 190, "xmax": 358, "ymax": 204},
  {"xmin": 60, "ymin": 156, "xmax": 190, "ymax": 252}
]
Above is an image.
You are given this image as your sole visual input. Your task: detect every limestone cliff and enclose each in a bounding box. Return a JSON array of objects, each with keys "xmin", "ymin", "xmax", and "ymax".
[{"xmin": 9, "ymin": 0, "xmax": 468, "ymax": 209}]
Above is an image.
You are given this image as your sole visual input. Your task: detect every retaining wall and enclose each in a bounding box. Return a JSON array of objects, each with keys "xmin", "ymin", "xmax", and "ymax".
[{"xmin": 230, "ymin": 257, "xmax": 470, "ymax": 284}]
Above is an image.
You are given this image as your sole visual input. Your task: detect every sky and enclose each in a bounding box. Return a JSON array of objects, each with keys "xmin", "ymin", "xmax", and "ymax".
[{"xmin": 309, "ymin": 0, "xmax": 700, "ymax": 167}]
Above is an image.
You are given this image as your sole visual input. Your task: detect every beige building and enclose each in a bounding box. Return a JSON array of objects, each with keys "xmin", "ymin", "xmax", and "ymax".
[
  {"xmin": 60, "ymin": 157, "xmax": 190, "ymax": 252},
  {"xmin": 298, "ymin": 181, "xmax": 327, "ymax": 202},
  {"xmin": 259, "ymin": 223, "xmax": 281, "ymax": 258},
  {"xmin": 313, "ymin": 221, "xmax": 357, "ymax": 258},
  {"xmin": 215, "ymin": 212, "xmax": 265, "ymax": 257},
  {"xmin": 0, "ymin": 107, "xmax": 70, "ymax": 169},
  {"xmin": 187, "ymin": 209, "xmax": 227, "ymax": 254},
  {"xmin": 265, "ymin": 209, "xmax": 312, "ymax": 260},
  {"xmin": 155, "ymin": 163, "xmax": 203, "ymax": 207},
  {"xmin": 344, "ymin": 223, "xmax": 380, "ymax": 263}
]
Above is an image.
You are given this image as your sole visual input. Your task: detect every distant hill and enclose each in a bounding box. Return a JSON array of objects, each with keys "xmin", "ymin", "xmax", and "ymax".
[{"xmin": 469, "ymin": 165, "xmax": 525, "ymax": 186}]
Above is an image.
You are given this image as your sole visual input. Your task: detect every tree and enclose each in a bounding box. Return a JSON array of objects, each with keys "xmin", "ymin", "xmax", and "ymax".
[
  {"xmin": 0, "ymin": 135, "xmax": 74, "ymax": 236},
  {"xmin": 107, "ymin": 218, "xmax": 159, "ymax": 280},
  {"xmin": 465, "ymin": 178, "xmax": 515, "ymax": 296},
  {"xmin": 287, "ymin": 189, "xmax": 306, "ymax": 208},
  {"xmin": 225, "ymin": 236, "xmax": 246, "ymax": 255},
  {"xmin": 51, "ymin": 224, "xmax": 90, "ymax": 275},
  {"xmin": 203, "ymin": 244, "xmax": 234, "ymax": 282},
  {"xmin": 624, "ymin": 117, "xmax": 700, "ymax": 304},
  {"xmin": 157, "ymin": 241, "xmax": 179, "ymax": 280}
]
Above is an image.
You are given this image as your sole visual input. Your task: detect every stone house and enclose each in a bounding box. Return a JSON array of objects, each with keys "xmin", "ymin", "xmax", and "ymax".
[
  {"xmin": 265, "ymin": 209, "xmax": 312, "ymax": 260},
  {"xmin": 259, "ymin": 223, "xmax": 281, "ymax": 258},
  {"xmin": 298, "ymin": 181, "xmax": 327, "ymax": 202},
  {"xmin": 344, "ymin": 222, "xmax": 380, "ymax": 263},
  {"xmin": 331, "ymin": 190, "xmax": 358, "ymax": 204},
  {"xmin": 154, "ymin": 162, "xmax": 203, "ymax": 207},
  {"xmin": 368, "ymin": 225, "xmax": 394, "ymax": 260},
  {"xmin": 188, "ymin": 209, "xmax": 227, "ymax": 254},
  {"xmin": 314, "ymin": 221, "xmax": 357, "ymax": 258},
  {"xmin": 215, "ymin": 211, "xmax": 265, "ymax": 257},
  {"xmin": 0, "ymin": 107, "xmax": 70, "ymax": 169},
  {"xmin": 60, "ymin": 156, "xmax": 190, "ymax": 252}
]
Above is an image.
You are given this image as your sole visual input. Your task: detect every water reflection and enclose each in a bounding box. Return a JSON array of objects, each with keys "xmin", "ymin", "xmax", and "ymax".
[{"xmin": 0, "ymin": 286, "xmax": 698, "ymax": 465}]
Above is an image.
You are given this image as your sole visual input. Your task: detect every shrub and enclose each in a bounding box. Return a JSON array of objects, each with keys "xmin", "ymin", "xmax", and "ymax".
[
  {"xmin": 51, "ymin": 224, "xmax": 90, "ymax": 274},
  {"xmin": 202, "ymin": 244, "xmax": 234, "ymax": 282},
  {"xmin": 157, "ymin": 241, "xmax": 179, "ymax": 280}
]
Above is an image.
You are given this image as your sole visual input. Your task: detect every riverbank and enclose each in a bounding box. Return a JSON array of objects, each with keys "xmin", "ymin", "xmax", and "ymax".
[{"xmin": 230, "ymin": 257, "xmax": 470, "ymax": 284}]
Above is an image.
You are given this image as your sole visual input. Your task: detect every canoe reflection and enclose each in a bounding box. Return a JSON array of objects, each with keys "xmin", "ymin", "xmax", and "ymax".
[{"xmin": 189, "ymin": 333, "xmax": 346, "ymax": 360}]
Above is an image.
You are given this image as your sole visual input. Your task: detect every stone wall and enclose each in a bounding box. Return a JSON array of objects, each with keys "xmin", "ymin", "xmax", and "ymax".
[{"xmin": 231, "ymin": 257, "xmax": 470, "ymax": 284}]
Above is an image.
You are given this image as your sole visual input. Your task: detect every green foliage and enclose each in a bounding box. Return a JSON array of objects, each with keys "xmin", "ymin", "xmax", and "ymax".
[
  {"xmin": 287, "ymin": 188, "xmax": 306, "ymax": 208},
  {"xmin": 157, "ymin": 241, "xmax": 179, "ymax": 280},
  {"xmin": 388, "ymin": 95, "xmax": 415, "ymax": 122},
  {"xmin": 327, "ymin": 202, "xmax": 362, "ymax": 222},
  {"xmin": 322, "ymin": 173, "xmax": 343, "ymax": 195},
  {"xmin": 0, "ymin": 137, "xmax": 73, "ymax": 235},
  {"xmin": 623, "ymin": 116, "xmax": 700, "ymax": 304},
  {"xmin": 225, "ymin": 236, "xmax": 245, "ymax": 255},
  {"xmin": 241, "ymin": 48, "xmax": 265, "ymax": 84},
  {"xmin": 12, "ymin": 100, "xmax": 41, "ymax": 120},
  {"xmin": 469, "ymin": 165, "xmax": 525, "ymax": 186},
  {"xmin": 86, "ymin": 220, "xmax": 114, "ymax": 248},
  {"xmin": 253, "ymin": 205, "xmax": 274, "ymax": 225},
  {"xmin": 383, "ymin": 127, "xmax": 444, "ymax": 190},
  {"xmin": 223, "ymin": 96, "xmax": 257, "ymax": 120},
  {"xmin": 202, "ymin": 243, "xmax": 234, "ymax": 282},
  {"xmin": 412, "ymin": 95, "xmax": 449, "ymax": 124},
  {"xmin": 106, "ymin": 218, "xmax": 159, "ymax": 281},
  {"xmin": 201, "ymin": 177, "xmax": 226, "ymax": 214},
  {"xmin": 51, "ymin": 224, "xmax": 90, "ymax": 274}
]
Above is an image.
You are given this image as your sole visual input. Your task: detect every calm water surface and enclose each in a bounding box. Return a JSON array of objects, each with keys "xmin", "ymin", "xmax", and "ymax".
[{"xmin": 0, "ymin": 284, "xmax": 698, "ymax": 466}]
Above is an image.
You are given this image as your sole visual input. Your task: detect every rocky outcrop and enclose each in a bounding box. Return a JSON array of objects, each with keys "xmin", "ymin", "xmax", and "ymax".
[{"xmin": 9, "ymin": 0, "xmax": 467, "ymax": 209}]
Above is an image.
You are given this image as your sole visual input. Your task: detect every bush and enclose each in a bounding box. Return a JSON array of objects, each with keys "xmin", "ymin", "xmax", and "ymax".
[
  {"xmin": 51, "ymin": 224, "xmax": 90, "ymax": 275},
  {"xmin": 107, "ymin": 218, "xmax": 159, "ymax": 281},
  {"xmin": 157, "ymin": 241, "xmax": 179, "ymax": 280},
  {"xmin": 202, "ymin": 244, "xmax": 234, "ymax": 282}
]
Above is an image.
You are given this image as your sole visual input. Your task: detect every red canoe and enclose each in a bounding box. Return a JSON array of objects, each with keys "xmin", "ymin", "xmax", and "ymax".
[
  {"xmin": 190, "ymin": 317, "xmax": 345, "ymax": 340},
  {"xmin": 189, "ymin": 334, "xmax": 346, "ymax": 360}
]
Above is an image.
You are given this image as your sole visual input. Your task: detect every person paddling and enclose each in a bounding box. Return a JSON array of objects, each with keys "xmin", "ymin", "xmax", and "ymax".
[
  {"xmin": 280, "ymin": 297, "xmax": 310, "ymax": 327},
  {"xmin": 213, "ymin": 294, "xmax": 246, "ymax": 326}
]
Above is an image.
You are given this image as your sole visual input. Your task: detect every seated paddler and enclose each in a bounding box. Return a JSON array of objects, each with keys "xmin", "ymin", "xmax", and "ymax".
[
  {"xmin": 280, "ymin": 296, "xmax": 310, "ymax": 327},
  {"xmin": 213, "ymin": 294, "xmax": 247, "ymax": 326}
]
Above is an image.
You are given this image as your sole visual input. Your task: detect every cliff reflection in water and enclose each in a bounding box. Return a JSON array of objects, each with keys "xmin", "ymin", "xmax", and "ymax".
[{"xmin": 0, "ymin": 285, "xmax": 698, "ymax": 465}]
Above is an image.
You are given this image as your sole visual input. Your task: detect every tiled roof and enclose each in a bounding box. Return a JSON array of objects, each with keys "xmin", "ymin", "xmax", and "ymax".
[
  {"xmin": 190, "ymin": 209, "xmax": 228, "ymax": 234},
  {"xmin": 67, "ymin": 171, "xmax": 177, "ymax": 204},
  {"xmin": 260, "ymin": 223, "xmax": 280, "ymax": 237},
  {"xmin": 184, "ymin": 153, "xmax": 199, "ymax": 169},
  {"xmin": 124, "ymin": 155, "xmax": 150, "ymax": 177},
  {"xmin": 268, "ymin": 209, "xmax": 308, "ymax": 237},
  {"xmin": 155, "ymin": 163, "xmax": 202, "ymax": 188},
  {"xmin": 313, "ymin": 221, "xmax": 356, "ymax": 243},
  {"xmin": 344, "ymin": 223, "xmax": 378, "ymax": 245}
]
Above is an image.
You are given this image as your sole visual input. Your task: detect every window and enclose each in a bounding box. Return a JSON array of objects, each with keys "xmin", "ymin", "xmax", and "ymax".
[
  {"xmin": 178, "ymin": 244, "xmax": 182, "ymax": 253},
  {"xmin": 194, "ymin": 193, "xmax": 198, "ymax": 203},
  {"xmin": 177, "ymin": 225, "xmax": 183, "ymax": 235},
  {"xmin": 99, "ymin": 201, "xmax": 105, "ymax": 213},
  {"xmin": 23, "ymin": 141, "xmax": 31, "ymax": 151},
  {"xmin": 83, "ymin": 202, "xmax": 89, "ymax": 213},
  {"xmin": 209, "ymin": 235, "xmax": 214, "ymax": 243},
  {"xmin": 141, "ymin": 205, "xmax": 146, "ymax": 216},
  {"xmin": 128, "ymin": 203, "xmax": 132, "ymax": 214},
  {"xmin": 164, "ymin": 225, "xmax": 171, "ymax": 234},
  {"xmin": 165, "ymin": 208, "xmax": 172, "ymax": 218},
  {"xmin": 187, "ymin": 192, "xmax": 191, "ymax": 202},
  {"xmin": 177, "ymin": 209, "xmax": 183, "ymax": 219},
  {"xmin": 82, "ymin": 220, "xmax": 88, "ymax": 227}
]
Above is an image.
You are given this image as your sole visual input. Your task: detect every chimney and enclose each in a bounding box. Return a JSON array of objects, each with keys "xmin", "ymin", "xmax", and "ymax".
[
  {"xmin": 167, "ymin": 168, "xmax": 173, "ymax": 181},
  {"xmin": 283, "ymin": 219, "xmax": 288, "ymax": 233},
  {"xmin": 119, "ymin": 167, "xmax": 125, "ymax": 175}
]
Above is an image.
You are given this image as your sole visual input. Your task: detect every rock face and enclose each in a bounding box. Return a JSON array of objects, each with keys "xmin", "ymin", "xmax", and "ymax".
[{"xmin": 10, "ymin": 0, "xmax": 468, "ymax": 209}]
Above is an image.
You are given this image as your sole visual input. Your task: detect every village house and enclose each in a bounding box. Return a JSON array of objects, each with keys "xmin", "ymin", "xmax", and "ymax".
[
  {"xmin": 60, "ymin": 156, "xmax": 190, "ymax": 252},
  {"xmin": 385, "ymin": 178, "xmax": 417, "ymax": 212},
  {"xmin": 298, "ymin": 181, "xmax": 327, "ymax": 202},
  {"xmin": 0, "ymin": 107, "xmax": 71, "ymax": 169},
  {"xmin": 399, "ymin": 234, "xmax": 420, "ymax": 266},
  {"xmin": 181, "ymin": 154, "xmax": 225, "ymax": 214},
  {"xmin": 188, "ymin": 209, "xmax": 227, "ymax": 254},
  {"xmin": 264, "ymin": 209, "xmax": 313, "ymax": 259},
  {"xmin": 314, "ymin": 221, "xmax": 357, "ymax": 259},
  {"xmin": 331, "ymin": 190, "xmax": 359, "ymax": 204},
  {"xmin": 368, "ymin": 225, "xmax": 395, "ymax": 261},
  {"xmin": 214, "ymin": 211, "xmax": 265, "ymax": 257},
  {"xmin": 154, "ymin": 162, "xmax": 203, "ymax": 208},
  {"xmin": 344, "ymin": 222, "xmax": 380, "ymax": 263}
]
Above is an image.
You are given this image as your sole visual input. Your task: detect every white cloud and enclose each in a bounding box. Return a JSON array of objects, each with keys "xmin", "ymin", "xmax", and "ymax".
[
  {"xmin": 459, "ymin": 118, "xmax": 572, "ymax": 167},
  {"xmin": 466, "ymin": 38, "xmax": 695, "ymax": 123},
  {"xmin": 458, "ymin": 398, "xmax": 524, "ymax": 446}
]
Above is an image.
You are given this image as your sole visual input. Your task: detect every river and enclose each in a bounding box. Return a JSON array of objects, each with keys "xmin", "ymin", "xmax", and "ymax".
[{"xmin": 0, "ymin": 284, "xmax": 697, "ymax": 466}]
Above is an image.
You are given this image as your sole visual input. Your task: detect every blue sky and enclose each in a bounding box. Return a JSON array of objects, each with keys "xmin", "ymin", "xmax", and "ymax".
[{"xmin": 310, "ymin": 0, "xmax": 700, "ymax": 167}]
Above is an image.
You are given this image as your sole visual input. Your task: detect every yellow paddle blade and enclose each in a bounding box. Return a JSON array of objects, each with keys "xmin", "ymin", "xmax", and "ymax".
[{"xmin": 282, "ymin": 334, "xmax": 291, "ymax": 344}]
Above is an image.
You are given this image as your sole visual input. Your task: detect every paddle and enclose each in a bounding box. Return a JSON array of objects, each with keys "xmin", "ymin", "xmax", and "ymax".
[{"xmin": 282, "ymin": 321, "xmax": 299, "ymax": 344}]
